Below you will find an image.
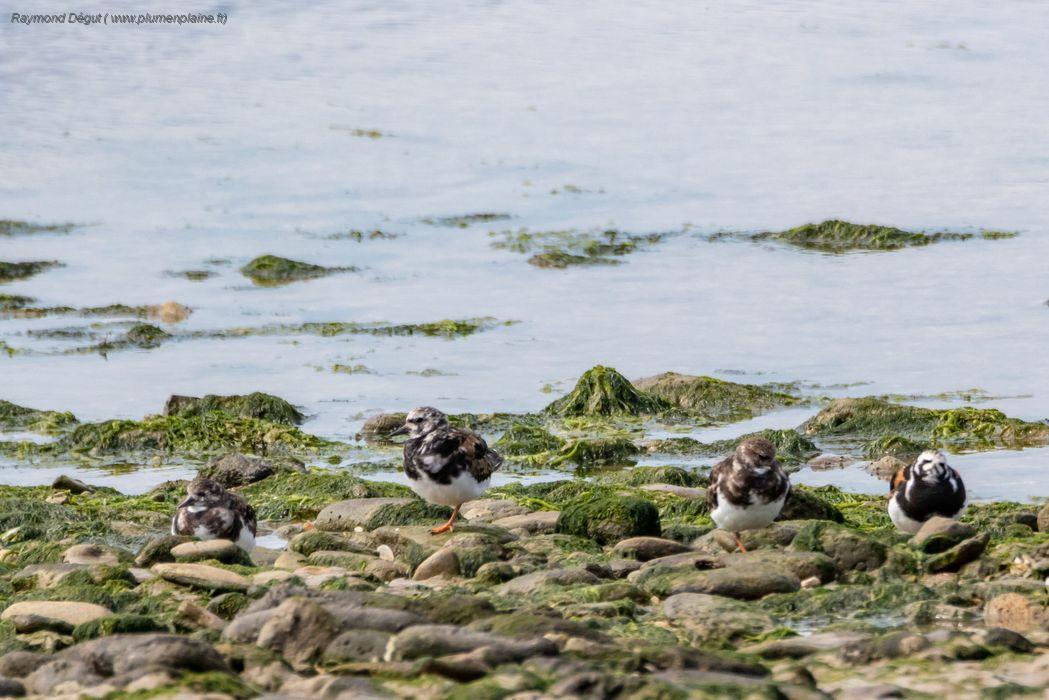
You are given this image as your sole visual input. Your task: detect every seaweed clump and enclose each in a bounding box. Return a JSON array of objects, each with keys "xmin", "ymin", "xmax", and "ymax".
[
  {"xmin": 634, "ymin": 372, "xmax": 801, "ymax": 423},
  {"xmin": 236, "ymin": 469, "xmax": 412, "ymax": 520},
  {"xmin": 164, "ymin": 392, "xmax": 304, "ymax": 425},
  {"xmin": 240, "ymin": 255, "xmax": 356, "ymax": 286},
  {"xmin": 545, "ymin": 366, "xmax": 670, "ymax": 417},
  {"xmin": 0, "ymin": 260, "xmax": 62, "ymax": 283},
  {"xmin": 0, "ymin": 220, "xmax": 75, "ymax": 236},
  {"xmin": 804, "ymin": 397, "xmax": 1049, "ymax": 451},
  {"xmin": 0, "ymin": 399, "xmax": 77, "ymax": 434},
  {"xmin": 493, "ymin": 423, "xmax": 564, "ymax": 456},
  {"xmin": 555, "ymin": 495, "xmax": 661, "ymax": 544},
  {"xmin": 491, "ymin": 228, "xmax": 667, "ymax": 268},
  {"xmin": 742, "ymin": 219, "xmax": 1018, "ymax": 253}
]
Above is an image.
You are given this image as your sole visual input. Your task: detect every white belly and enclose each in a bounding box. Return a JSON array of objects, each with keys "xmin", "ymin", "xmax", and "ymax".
[
  {"xmin": 410, "ymin": 472, "xmax": 488, "ymax": 507},
  {"xmin": 236, "ymin": 527, "xmax": 256, "ymax": 553},
  {"xmin": 711, "ymin": 490, "xmax": 786, "ymax": 532},
  {"xmin": 888, "ymin": 495, "xmax": 926, "ymax": 534}
]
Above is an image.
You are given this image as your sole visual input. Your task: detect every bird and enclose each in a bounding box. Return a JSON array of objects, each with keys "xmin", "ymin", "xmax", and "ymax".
[
  {"xmin": 171, "ymin": 476, "xmax": 258, "ymax": 552},
  {"xmin": 392, "ymin": 406, "xmax": 503, "ymax": 535},
  {"xmin": 888, "ymin": 449, "xmax": 966, "ymax": 534},
  {"xmin": 707, "ymin": 437, "xmax": 791, "ymax": 552}
]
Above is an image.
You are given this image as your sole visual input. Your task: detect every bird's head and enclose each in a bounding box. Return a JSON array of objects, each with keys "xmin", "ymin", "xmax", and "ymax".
[
  {"xmin": 912, "ymin": 450, "xmax": 949, "ymax": 482},
  {"xmin": 734, "ymin": 437, "xmax": 777, "ymax": 469},
  {"xmin": 178, "ymin": 477, "xmax": 227, "ymax": 511},
  {"xmin": 392, "ymin": 406, "xmax": 449, "ymax": 439}
]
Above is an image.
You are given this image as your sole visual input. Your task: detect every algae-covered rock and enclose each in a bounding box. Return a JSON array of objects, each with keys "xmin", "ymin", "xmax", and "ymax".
[
  {"xmin": 777, "ymin": 487, "xmax": 845, "ymax": 523},
  {"xmin": 493, "ymin": 423, "xmax": 564, "ymax": 456},
  {"xmin": 638, "ymin": 562, "xmax": 800, "ymax": 599},
  {"xmin": 556, "ymin": 496, "xmax": 660, "ymax": 544},
  {"xmin": 124, "ymin": 323, "xmax": 170, "ymax": 348},
  {"xmin": 753, "ymin": 219, "xmax": 979, "ymax": 252},
  {"xmin": 790, "ymin": 521, "xmax": 887, "ymax": 572},
  {"xmin": 548, "ymin": 436, "xmax": 639, "ymax": 468},
  {"xmin": 599, "ymin": 466, "xmax": 702, "ymax": 488},
  {"xmin": 0, "ymin": 220, "xmax": 75, "ymax": 236},
  {"xmin": 165, "ymin": 392, "xmax": 304, "ymax": 425},
  {"xmin": 0, "ymin": 399, "xmax": 76, "ymax": 434},
  {"xmin": 491, "ymin": 227, "xmax": 667, "ymax": 267},
  {"xmin": 925, "ymin": 532, "xmax": 989, "ymax": 573},
  {"xmin": 360, "ymin": 412, "xmax": 407, "ymax": 439},
  {"xmin": 545, "ymin": 366, "xmax": 670, "ymax": 416},
  {"xmin": 240, "ymin": 254, "xmax": 354, "ymax": 286},
  {"xmin": 237, "ymin": 470, "xmax": 411, "ymax": 521},
  {"xmin": 634, "ymin": 372, "xmax": 800, "ymax": 422},
  {"xmin": 315, "ymin": 498, "xmax": 451, "ymax": 532},
  {"xmin": 0, "ymin": 261, "xmax": 62, "ymax": 283},
  {"xmin": 804, "ymin": 397, "xmax": 1049, "ymax": 451}
]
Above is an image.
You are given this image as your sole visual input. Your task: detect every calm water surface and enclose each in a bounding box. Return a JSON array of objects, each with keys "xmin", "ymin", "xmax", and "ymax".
[{"xmin": 2, "ymin": 1, "xmax": 1048, "ymax": 499}]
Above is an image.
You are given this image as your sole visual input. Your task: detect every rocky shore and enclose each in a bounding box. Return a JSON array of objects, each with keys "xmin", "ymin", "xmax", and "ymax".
[{"xmin": 0, "ymin": 368, "xmax": 1045, "ymax": 697}]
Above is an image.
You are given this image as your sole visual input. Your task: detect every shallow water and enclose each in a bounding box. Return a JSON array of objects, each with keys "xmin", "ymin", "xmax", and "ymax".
[{"xmin": 2, "ymin": 1, "xmax": 1049, "ymax": 500}]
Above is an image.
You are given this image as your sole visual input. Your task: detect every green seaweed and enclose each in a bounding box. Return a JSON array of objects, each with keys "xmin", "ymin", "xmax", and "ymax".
[
  {"xmin": 0, "ymin": 260, "xmax": 62, "ymax": 283},
  {"xmin": 240, "ymin": 254, "xmax": 356, "ymax": 286},
  {"xmin": 0, "ymin": 219, "xmax": 76, "ymax": 236},
  {"xmin": 491, "ymin": 227, "xmax": 667, "ymax": 267},
  {"xmin": 424, "ymin": 212, "xmax": 511, "ymax": 228},
  {"xmin": 0, "ymin": 399, "xmax": 77, "ymax": 434},
  {"xmin": 493, "ymin": 423, "xmax": 564, "ymax": 456},
  {"xmin": 164, "ymin": 392, "xmax": 304, "ymax": 425},
  {"xmin": 545, "ymin": 366, "xmax": 670, "ymax": 417},
  {"xmin": 548, "ymin": 436, "xmax": 639, "ymax": 468},
  {"xmin": 236, "ymin": 469, "xmax": 412, "ymax": 520},
  {"xmin": 752, "ymin": 219, "xmax": 980, "ymax": 252},
  {"xmin": 556, "ymin": 495, "xmax": 661, "ymax": 544},
  {"xmin": 634, "ymin": 373, "xmax": 801, "ymax": 423}
]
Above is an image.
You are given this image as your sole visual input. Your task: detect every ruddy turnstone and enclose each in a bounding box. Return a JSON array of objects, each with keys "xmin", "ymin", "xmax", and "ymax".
[
  {"xmin": 172, "ymin": 477, "xmax": 258, "ymax": 552},
  {"xmin": 392, "ymin": 406, "xmax": 503, "ymax": 534},
  {"xmin": 888, "ymin": 449, "xmax": 966, "ymax": 534},
  {"xmin": 707, "ymin": 437, "xmax": 791, "ymax": 552}
]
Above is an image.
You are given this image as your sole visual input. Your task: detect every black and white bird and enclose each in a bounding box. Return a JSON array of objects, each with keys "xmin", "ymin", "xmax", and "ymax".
[
  {"xmin": 888, "ymin": 449, "xmax": 966, "ymax": 534},
  {"xmin": 172, "ymin": 477, "xmax": 258, "ymax": 552},
  {"xmin": 392, "ymin": 407, "xmax": 503, "ymax": 534},
  {"xmin": 707, "ymin": 437, "xmax": 791, "ymax": 552}
]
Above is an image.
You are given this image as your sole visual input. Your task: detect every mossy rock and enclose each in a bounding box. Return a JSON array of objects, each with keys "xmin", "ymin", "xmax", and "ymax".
[
  {"xmin": 57, "ymin": 412, "xmax": 329, "ymax": 457},
  {"xmin": 758, "ymin": 580, "xmax": 937, "ymax": 622},
  {"xmin": 207, "ymin": 592, "xmax": 252, "ymax": 620},
  {"xmin": 548, "ymin": 436, "xmax": 639, "ymax": 468},
  {"xmin": 238, "ymin": 470, "xmax": 412, "ymax": 521},
  {"xmin": 777, "ymin": 487, "xmax": 845, "ymax": 523},
  {"xmin": 864, "ymin": 434, "xmax": 927, "ymax": 460},
  {"xmin": 754, "ymin": 219, "xmax": 973, "ymax": 252},
  {"xmin": 0, "ymin": 260, "xmax": 62, "ymax": 283},
  {"xmin": 545, "ymin": 366, "xmax": 670, "ymax": 416},
  {"xmin": 598, "ymin": 466, "xmax": 701, "ymax": 488},
  {"xmin": 288, "ymin": 530, "xmax": 366, "ymax": 557},
  {"xmin": 124, "ymin": 323, "xmax": 170, "ymax": 349},
  {"xmin": 493, "ymin": 423, "xmax": 564, "ymax": 456},
  {"xmin": 240, "ymin": 254, "xmax": 352, "ymax": 285},
  {"xmin": 0, "ymin": 294, "xmax": 35, "ymax": 310},
  {"xmin": 791, "ymin": 521, "xmax": 887, "ymax": 572},
  {"xmin": 0, "ymin": 399, "xmax": 77, "ymax": 434},
  {"xmin": 556, "ymin": 495, "xmax": 660, "ymax": 544},
  {"xmin": 164, "ymin": 391, "xmax": 304, "ymax": 425},
  {"xmin": 72, "ymin": 613, "xmax": 164, "ymax": 642},
  {"xmin": 804, "ymin": 397, "xmax": 1049, "ymax": 451},
  {"xmin": 634, "ymin": 372, "xmax": 800, "ymax": 422}
]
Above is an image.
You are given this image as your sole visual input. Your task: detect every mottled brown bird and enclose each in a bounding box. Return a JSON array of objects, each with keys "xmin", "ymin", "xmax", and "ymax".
[{"xmin": 707, "ymin": 437, "xmax": 790, "ymax": 552}]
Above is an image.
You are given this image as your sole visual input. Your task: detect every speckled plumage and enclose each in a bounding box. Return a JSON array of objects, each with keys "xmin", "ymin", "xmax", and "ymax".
[
  {"xmin": 707, "ymin": 438, "xmax": 791, "ymax": 538},
  {"xmin": 888, "ymin": 450, "xmax": 966, "ymax": 534},
  {"xmin": 172, "ymin": 477, "xmax": 257, "ymax": 551}
]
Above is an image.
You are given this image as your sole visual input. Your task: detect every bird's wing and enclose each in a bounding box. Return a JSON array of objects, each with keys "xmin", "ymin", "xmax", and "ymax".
[{"xmin": 706, "ymin": 455, "xmax": 733, "ymax": 510}]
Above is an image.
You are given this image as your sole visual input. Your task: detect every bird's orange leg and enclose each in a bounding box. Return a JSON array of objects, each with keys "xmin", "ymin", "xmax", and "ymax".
[
  {"xmin": 734, "ymin": 532, "xmax": 748, "ymax": 553},
  {"xmin": 430, "ymin": 504, "xmax": 461, "ymax": 535}
]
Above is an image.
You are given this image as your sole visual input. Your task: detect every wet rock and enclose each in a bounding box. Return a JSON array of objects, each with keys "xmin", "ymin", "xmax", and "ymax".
[
  {"xmin": 360, "ymin": 412, "xmax": 406, "ymax": 438},
  {"xmin": 609, "ymin": 558, "xmax": 643, "ymax": 578},
  {"xmin": 491, "ymin": 510, "xmax": 559, "ymax": 534},
  {"xmin": 62, "ymin": 543, "xmax": 123, "ymax": 566},
  {"xmin": 413, "ymin": 548, "xmax": 460, "ymax": 580},
  {"xmin": 640, "ymin": 562, "xmax": 800, "ymax": 599},
  {"xmin": 460, "ymin": 498, "xmax": 529, "ymax": 522},
  {"xmin": 663, "ymin": 593, "xmax": 776, "ymax": 643},
  {"xmin": 556, "ymin": 496, "xmax": 660, "ymax": 544},
  {"xmin": 134, "ymin": 535, "xmax": 192, "ymax": 567},
  {"xmin": 315, "ymin": 497, "xmax": 450, "ymax": 531},
  {"xmin": 718, "ymin": 550, "xmax": 838, "ymax": 584},
  {"xmin": 170, "ymin": 539, "xmax": 247, "ymax": 564},
  {"xmin": 925, "ymin": 532, "xmax": 989, "ymax": 573},
  {"xmin": 51, "ymin": 474, "xmax": 94, "ymax": 494},
  {"xmin": 0, "ymin": 651, "xmax": 48, "ymax": 679},
  {"xmin": 386, "ymin": 624, "xmax": 557, "ymax": 661},
  {"xmin": 612, "ymin": 536, "xmax": 691, "ymax": 561},
  {"xmin": 743, "ymin": 630, "xmax": 868, "ymax": 659},
  {"xmin": 984, "ymin": 593, "xmax": 1047, "ymax": 632},
  {"xmin": 791, "ymin": 521, "xmax": 887, "ymax": 571},
  {"xmin": 256, "ymin": 598, "xmax": 338, "ymax": 669},
  {"xmin": 152, "ymin": 562, "xmax": 250, "ymax": 592},
  {"xmin": 497, "ymin": 568, "xmax": 601, "ymax": 596},
  {"xmin": 175, "ymin": 599, "xmax": 226, "ymax": 632},
  {"xmin": 978, "ymin": 626, "xmax": 1035, "ymax": 653},
  {"xmin": 323, "ymin": 629, "xmax": 393, "ymax": 664},
  {"xmin": 840, "ymin": 630, "xmax": 930, "ymax": 663},
  {"xmin": 912, "ymin": 516, "xmax": 976, "ymax": 553},
  {"xmin": 23, "ymin": 658, "xmax": 103, "ymax": 696},
  {"xmin": 164, "ymin": 390, "xmax": 304, "ymax": 425},
  {"xmin": 201, "ymin": 453, "xmax": 277, "ymax": 487},
  {"xmin": 868, "ymin": 455, "xmax": 907, "ymax": 479},
  {"xmin": 1, "ymin": 601, "xmax": 111, "ymax": 631}
]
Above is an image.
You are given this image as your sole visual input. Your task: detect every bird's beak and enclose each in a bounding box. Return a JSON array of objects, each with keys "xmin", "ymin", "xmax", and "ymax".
[
  {"xmin": 177, "ymin": 496, "xmax": 193, "ymax": 508},
  {"xmin": 389, "ymin": 425, "xmax": 409, "ymax": 437}
]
